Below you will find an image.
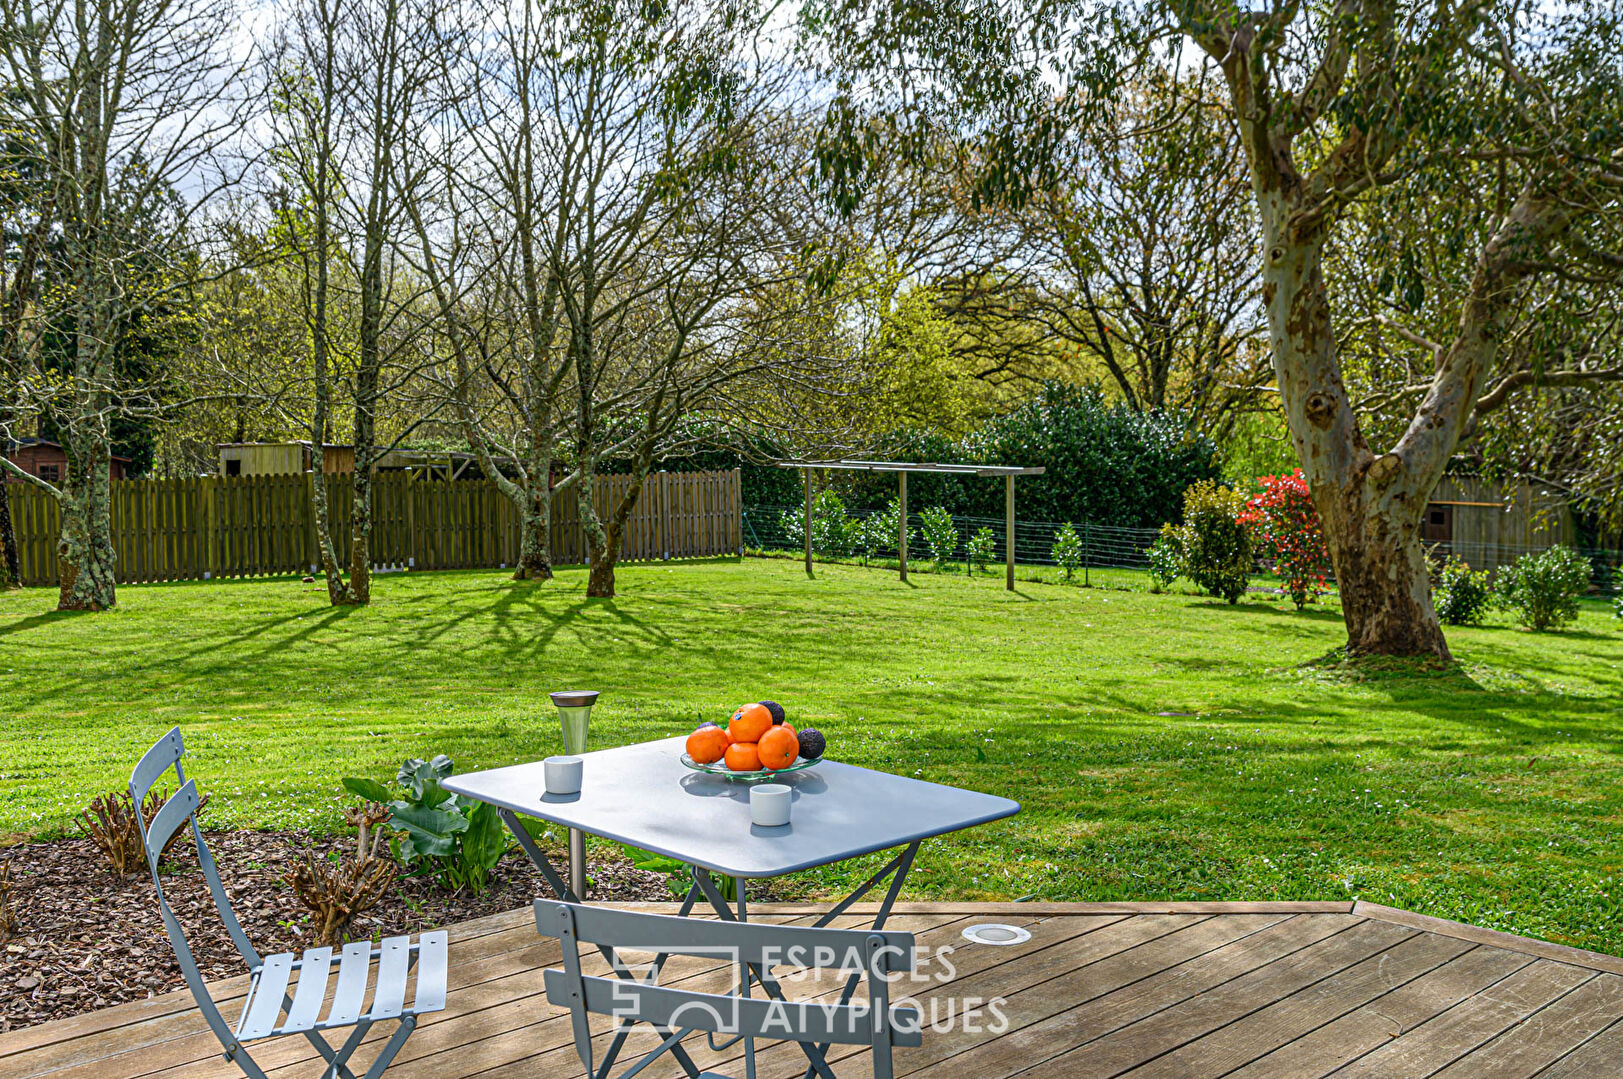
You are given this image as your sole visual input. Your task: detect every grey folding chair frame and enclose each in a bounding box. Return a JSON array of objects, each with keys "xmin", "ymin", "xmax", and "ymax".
[
  {"xmin": 131, "ymin": 728, "xmax": 447, "ymax": 1079},
  {"xmin": 536, "ymin": 900, "xmax": 923, "ymax": 1079}
]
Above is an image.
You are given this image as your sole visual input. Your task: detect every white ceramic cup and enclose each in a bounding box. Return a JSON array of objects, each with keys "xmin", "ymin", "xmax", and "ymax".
[
  {"xmin": 544, "ymin": 755, "xmax": 583, "ymax": 795},
  {"xmin": 751, "ymin": 783, "xmax": 792, "ymax": 827}
]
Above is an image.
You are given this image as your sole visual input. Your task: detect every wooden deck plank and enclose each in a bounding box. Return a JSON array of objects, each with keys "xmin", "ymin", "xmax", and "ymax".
[
  {"xmin": 1429, "ymin": 973, "xmax": 1623, "ymax": 1079},
  {"xmin": 1532, "ymin": 1017, "xmax": 1623, "ymax": 1078},
  {"xmin": 1118, "ymin": 925, "xmax": 1477, "ymax": 1078},
  {"xmin": 903, "ymin": 914, "xmax": 1356, "ymax": 1079},
  {"xmin": 1223, "ymin": 945, "xmax": 1535, "ymax": 1079},
  {"xmin": 710, "ymin": 912, "xmax": 1137, "ymax": 1079},
  {"xmin": 1013, "ymin": 918, "xmax": 1416, "ymax": 1079},
  {"xmin": 5, "ymin": 905, "xmax": 1620, "ymax": 1079},
  {"xmin": 1329, "ymin": 960, "xmax": 1597, "ymax": 1079}
]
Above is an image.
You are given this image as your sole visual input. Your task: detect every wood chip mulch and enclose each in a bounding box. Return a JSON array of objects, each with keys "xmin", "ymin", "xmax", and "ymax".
[{"xmin": 0, "ymin": 828, "xmax": 775, "ymax": 1033}]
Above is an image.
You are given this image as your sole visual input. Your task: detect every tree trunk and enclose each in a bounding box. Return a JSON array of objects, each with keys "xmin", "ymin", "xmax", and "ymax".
[
  {"xmin": 1256, "ymin": 203, "xmax": 1450, "ymax": 660},
  {"xmin": 1318, "ymin": 481, "xmax": 1450, "ymax": 658},
  {"xmin": 56, "ymin": 449, "xmax": 117, "ymax": 611},
  {"xmin": 513, "ymin": 481, "xmax": 553, "ymax": 581},
  {"xmin": 0, "ymin": 482, "xmax": 19, "ymax": 590}
]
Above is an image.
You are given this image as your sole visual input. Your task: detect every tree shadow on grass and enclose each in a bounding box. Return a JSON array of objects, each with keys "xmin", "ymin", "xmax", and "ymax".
[
  {"xmin": 1185, "ymin": 599, "xmax": 1347, "ymax": 622},
  {"xmin": 0, "ymin": 608, "xmax": 98, "ymax": 638}
]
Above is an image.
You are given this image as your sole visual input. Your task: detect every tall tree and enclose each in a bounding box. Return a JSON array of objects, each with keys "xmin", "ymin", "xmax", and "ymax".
[
  {"xmin": 0, "ymin": 0, "xmax": 243, "ymax": 609},
  {"xmin": 269, "ymin": 0, "xmax": 433, "ymax": 605}
]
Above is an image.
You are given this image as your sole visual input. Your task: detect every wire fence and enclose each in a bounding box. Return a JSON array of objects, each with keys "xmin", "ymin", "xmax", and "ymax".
[
  {"xmin": 743, "ymin": 503, "xmax": 1161, "ymax": 573},
  {"xmin": 743, "ymin": 503, "xmax": 1623, "ymax": 595}
]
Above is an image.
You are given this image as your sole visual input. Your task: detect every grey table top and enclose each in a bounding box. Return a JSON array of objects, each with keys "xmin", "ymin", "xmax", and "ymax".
[{"xmin": 441, "ymin": 736, "xmax": 1020, "ymax": 879}]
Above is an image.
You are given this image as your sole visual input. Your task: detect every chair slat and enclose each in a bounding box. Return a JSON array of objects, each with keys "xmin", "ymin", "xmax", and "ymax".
[
  {"xmin": 368, "ymin": 936, "xmax": 412, "ymax": 1020},
  {"xmin": 130, "ymin": 728, "xmax": 183, "ymax": 805},
  {"xmin": 237, "ymin": 953, "xmax": 294, "ymax": 1040},
  {"xmin": 325, "ymin": 941, "xmax": 373, "ymax": 1026},
  {"xmin": 545, "ymin": 970, "xmax": 924, "ymax": 1048},
  {"xmin": 143, "ymin": 782, "xmax": 199, "ymax": 864},
  {"xmin": 411, "ymin": 931, "xmax": 449, "ymax": 1015},
  {"xmin": 281, "ymin": 947, "xmax": 334, "ymax": 1033}
]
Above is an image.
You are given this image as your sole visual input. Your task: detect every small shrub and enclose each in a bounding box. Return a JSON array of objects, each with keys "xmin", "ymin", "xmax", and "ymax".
[
  {"xmin": 1146, "ymin": 528, "xmax": 1183, "ymax": 593},
  {"xmin": 778, "ymin": 492, "xmax": 860, "ymax": 559},
  {"xmin": 285, "ymin": 802, "xmax": 397, "ymax": 947},
  {"xmin": 859, "ymin": 500, "xmax": 906, "ymax": 563},
  {"xmin": 1240, "ymin": 470, "xmax": 1330, "ymax": 609},
  {"xmin": 79, "ymin": 787, "xmax": 208, "ymax": 877},
  {"xmin": 1052, "ymin": 523, "xmax": 1084, "ymax": 581},
  {"xmin": 1613, "ymin": 591, "xmax": 1621, "ymax": 620},
  {"xmin": 967, "ymin": 527, "xmax": 997, "ymax": 574},
  {"xmin": 919, "ymin": 506, "xmax": 957, "ymax": 570},
  {"xmin": 344, "ymin": 756, "xmax": 507, "ymax": 894},
  {"xmin": 1496, "ymin": 545, "xmax": 1591, "ymax": 631},
  {"xmin": 1432, "ymin": 555, "xmax": 1493, "ymax": 626},
  {"xmin": 1176, "ymin": 480, "xmax": 1252, "ymax": 604}
]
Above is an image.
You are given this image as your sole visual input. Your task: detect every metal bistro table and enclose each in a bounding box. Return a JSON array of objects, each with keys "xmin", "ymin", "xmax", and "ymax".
[{"xmin": 442, "ymin": 735, "xmax": 1019, "ymax": 1077}]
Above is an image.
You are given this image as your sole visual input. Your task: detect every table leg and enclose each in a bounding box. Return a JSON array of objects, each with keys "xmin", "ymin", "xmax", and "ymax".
[
  {"xmin": 498, "ymin": 808, "xmax": 575, "ymax": 902},
  {"xmin": 801, "ymin": 841, "xmax": 920, "ymax": 1079}
]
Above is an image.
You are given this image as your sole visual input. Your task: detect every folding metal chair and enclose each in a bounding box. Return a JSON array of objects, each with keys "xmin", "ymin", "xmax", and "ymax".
[
  {"xmin": 535, "ymin": 900, "xmax": 923, "ymax": 1079},
  {"xmin": 132, "ymin": 728, "xmax": 448, "ymax": 1079}
]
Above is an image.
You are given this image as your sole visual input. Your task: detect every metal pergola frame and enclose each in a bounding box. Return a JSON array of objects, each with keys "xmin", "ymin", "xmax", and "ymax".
[{"xmin": 777, "ymin": 460, "xmax": 1046, "ymax": 590}]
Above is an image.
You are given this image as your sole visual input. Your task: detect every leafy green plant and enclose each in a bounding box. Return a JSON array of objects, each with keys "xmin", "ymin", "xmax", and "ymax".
[
  {"xmin": 1432, "ymin": 555, "xmax": 1493, "ymax": 626},
  {"xmin": 967, "ymin": 527, "xmax": 996, "ymax": 574},
  {"xmin": 1614, "ymin": 592, "xmax": 1622, "ymax": 620},
  {"xmin": 859, "ymin": 500, "xmax": 906, "ymax": 563},
  {"xmin": 775, "ymin": 491, "xmax": 860, "ymax": 559},
  {"xmin": 1174, "ymin": 480, "xmax": 1252, "ymax": 604},
  {"xmin": 1052, "ymin": 523, "xmax": 1084, "ymax": 581},
  {"xmin": 343, "ymin": 756, "xmax": 507, "ymax": 894},
  {"xmin": 1496, "ymin": 545, "xmax": 1591, "ymax": 631},
  {"xmin": 1146, "ymin": 528, "xmax": 1183, "ymax": 593},
  {"xmin": 919, "ymin": 506, "xmax": 957, "ymax": 570}
]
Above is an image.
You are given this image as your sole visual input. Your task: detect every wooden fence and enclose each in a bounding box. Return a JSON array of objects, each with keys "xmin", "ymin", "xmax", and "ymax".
[{"xmin": 6, "ymin": 469, "xmax": 741, "ymax": 587}]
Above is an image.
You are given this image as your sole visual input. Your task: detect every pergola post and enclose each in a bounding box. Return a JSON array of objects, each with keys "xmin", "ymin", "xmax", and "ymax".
[
  {"xmin": 804, "ymin": 467, "xmax": 814, "ymax": 578},
  {"xmin": 898, "ymin": 471, "xmax": 908, "ymax": 582},
  {"xmin": 1005, "ymin": 474, "xmax": 1016, "ymax": 591}
]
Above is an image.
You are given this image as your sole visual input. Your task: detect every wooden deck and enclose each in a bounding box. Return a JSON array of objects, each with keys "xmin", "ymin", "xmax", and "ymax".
[{"xmin": 4, "ymin": 901, "xmax": 1622, "ymax": 1078}]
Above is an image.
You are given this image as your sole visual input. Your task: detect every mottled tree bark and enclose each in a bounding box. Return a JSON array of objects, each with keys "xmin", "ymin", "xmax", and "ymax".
[
  {"xmin": 55, "ymin": 436, "xmax": 117, "ymax": 610},
  {"xmin": 0, "ymin": 469, "xmax": 18, "ymax": 591}
]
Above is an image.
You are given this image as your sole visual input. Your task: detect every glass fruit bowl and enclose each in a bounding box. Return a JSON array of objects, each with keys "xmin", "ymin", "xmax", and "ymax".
[{"xmin": 680, "ymin": 753, "xmax": 822, "ymax": 782}]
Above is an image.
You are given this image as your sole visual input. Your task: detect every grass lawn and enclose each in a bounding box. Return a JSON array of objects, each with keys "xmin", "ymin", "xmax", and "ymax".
[{"xmin": 2, "ymin": 558, "xmax": 1621, "ymax": 954}]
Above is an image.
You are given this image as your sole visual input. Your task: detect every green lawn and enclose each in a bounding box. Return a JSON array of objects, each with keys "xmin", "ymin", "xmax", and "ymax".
[{"xmin": 3, "ymin": 559, "xmax": 1621, "ymax": 953}]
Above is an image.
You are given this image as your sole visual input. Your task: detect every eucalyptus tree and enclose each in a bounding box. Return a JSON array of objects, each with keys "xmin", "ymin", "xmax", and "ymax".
[
  {"xmin": 0, "ymin": 0, "xmax": 245, "ymax": 609},
  {"xmin": 815, "ymin": 0, "xmax": 1623, "ymax": 659}
]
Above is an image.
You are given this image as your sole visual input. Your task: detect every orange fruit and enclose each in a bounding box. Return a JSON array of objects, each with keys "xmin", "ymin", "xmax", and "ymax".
[
  {"xmin": 758, "ymin": 726, "xmax": 798, "ymax": 770},
  {"xmin": 686, "ymin": 725, "xmax": 729, "ymax": 765},
  {"xmin": 725, "ymin": 742, "xmax": 762, "ymax": 771},
  {"xmin": 728, "ymin": 704, "xmax": 773, "ymax": 745}
]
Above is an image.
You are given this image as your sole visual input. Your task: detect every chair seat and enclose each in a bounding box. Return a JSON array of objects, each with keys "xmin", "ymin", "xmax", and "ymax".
[{"xmin": 236, "ymin": 931, "xmax": 449, "ymax": 1041}]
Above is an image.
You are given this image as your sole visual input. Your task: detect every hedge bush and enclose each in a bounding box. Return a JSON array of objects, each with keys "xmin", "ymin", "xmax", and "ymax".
[
  {"xmin": 1432, "ymin": 556, "xmax": 1493, "ymax": 626},
  {"xmin": 1175, "ymin": 480, "xmax": 1252, "ymax": 604},
  {"xmin": 1497, "ymin": 545, "xmax": 1591, "ymax": 631}
]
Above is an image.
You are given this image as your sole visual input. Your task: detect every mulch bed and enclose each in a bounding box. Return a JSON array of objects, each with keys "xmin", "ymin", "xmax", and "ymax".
[{"xmin": 1, "ymin": 829, "xmax": 786, "ymax": 1033}]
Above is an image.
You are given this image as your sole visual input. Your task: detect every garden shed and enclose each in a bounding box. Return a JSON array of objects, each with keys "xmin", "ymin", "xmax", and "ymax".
[{"xmin": 1426, "ymin": 475, "xmax": 1576, "ymax": 572}]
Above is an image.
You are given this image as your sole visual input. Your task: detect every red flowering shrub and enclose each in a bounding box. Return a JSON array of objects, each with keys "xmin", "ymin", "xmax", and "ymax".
[{"xmin": 1240, "ymin": 470, "xmax": 1330, "ymax": 609}]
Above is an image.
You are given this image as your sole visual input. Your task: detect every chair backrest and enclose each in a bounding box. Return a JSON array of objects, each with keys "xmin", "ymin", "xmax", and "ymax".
[
  {"xmin": 535, "ymin": 901, "xmax": 922, "ymax": 1079},
  {"xmin": 130, "ymin": 728, "xmax": 259, "ymax": 967}
]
